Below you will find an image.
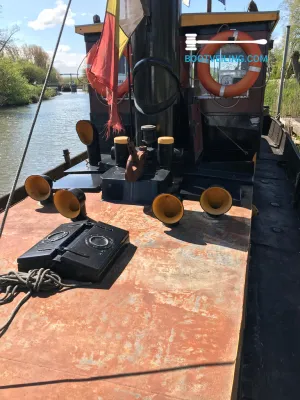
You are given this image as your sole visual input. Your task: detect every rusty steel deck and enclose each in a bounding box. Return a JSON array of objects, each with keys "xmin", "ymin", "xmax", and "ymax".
[{"xmin": 0, "ymin": 189, "xmax": 252, "ymax": 400}]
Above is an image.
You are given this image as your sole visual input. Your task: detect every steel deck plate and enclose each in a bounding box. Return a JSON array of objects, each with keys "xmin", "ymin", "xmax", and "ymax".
[
  {"xmin": 240, "ymin": 136, "xmax": 300, "ymax": 399},
  {"xmin": 0, "ymin": 190, "xmax": 252, "ymax": 400},
  {"xmin": 65, "ymin": 155, "xmax": 115, "ymax": 174},
  {"xmin": 53, "ymin": 174, "xmax": 102, "ymax": 192}
]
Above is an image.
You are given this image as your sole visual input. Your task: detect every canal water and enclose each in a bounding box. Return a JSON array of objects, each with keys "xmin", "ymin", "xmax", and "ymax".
[{"xmin": 0, "ymin": 91, "xmax": 90, "ymax": 197}]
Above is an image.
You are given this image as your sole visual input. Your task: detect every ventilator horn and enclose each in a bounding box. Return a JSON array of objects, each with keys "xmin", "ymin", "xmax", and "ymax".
[
  {"xmin": 200, "ymin": 186, "xmax": 232, "ymax": 216},
  {"xmin": 25, "ymin": 175, "xmax": 53, "ymax": 204},
  {"xmin": 152, "ymin": 193, "xmax": 184, "ymax": 225},
  {"xmin": 76, "ymin": 120, "xmax": 101, "ymax": 166},
  {"xmin": 54, "ymin": 188, "xmax": 87, "ymax": 221}
]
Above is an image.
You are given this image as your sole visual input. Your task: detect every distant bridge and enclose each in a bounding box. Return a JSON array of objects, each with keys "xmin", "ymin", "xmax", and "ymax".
[{"xmin": 47, "ymin": 73, "xmax": 88, "ymax": 92}]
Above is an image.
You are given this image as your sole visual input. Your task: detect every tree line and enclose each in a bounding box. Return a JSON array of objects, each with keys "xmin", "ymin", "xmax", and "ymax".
[
  {"xmin": 0, "ymin": 8, "xmax": 60, "ymax": 106},
  {"xmin": 0, "ymin": 41, "xmax": 61, "ymax": 106}
]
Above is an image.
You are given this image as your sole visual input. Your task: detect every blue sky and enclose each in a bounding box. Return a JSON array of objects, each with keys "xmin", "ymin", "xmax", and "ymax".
[{"xmin": 0, "ymin": 0, "xmax": 284, "ymax": 73}]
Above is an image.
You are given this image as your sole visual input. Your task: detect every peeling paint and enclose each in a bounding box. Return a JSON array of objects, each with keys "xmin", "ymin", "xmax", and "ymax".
[
  {"xmin": 193, "ymin": 296, "xmax": 201, "ymax": 313},
  {"xmin": 0, "ymin": 192, "xmax": 252, "ymax": 400}
]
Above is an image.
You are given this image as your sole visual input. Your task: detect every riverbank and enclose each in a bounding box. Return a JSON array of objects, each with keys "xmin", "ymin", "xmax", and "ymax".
[
  {"xmin": 0, "ymin": 56, "xmax": 58, "ymax": 107},
  {"xmin": 0, "ymin": 85, "xmax": 58, "ymax": 107},
  {"xmin": 29, "ymin": 86, "xmax": 57, "ymax": 104}
]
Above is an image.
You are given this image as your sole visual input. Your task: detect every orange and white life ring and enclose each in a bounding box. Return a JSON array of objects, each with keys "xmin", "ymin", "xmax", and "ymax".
[
  {"xmin": 196, "ymin": 30, "xmax": 262, "ymax": 98},
  {"xmin": 86, "ymin": 45, "xmax": 131, "ymax": 99}
]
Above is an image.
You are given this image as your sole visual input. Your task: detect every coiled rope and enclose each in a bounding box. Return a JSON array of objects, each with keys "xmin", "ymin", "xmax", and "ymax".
[{"xmin": 0, "ymin": 269, "xmax": 78, "ymax": 337}]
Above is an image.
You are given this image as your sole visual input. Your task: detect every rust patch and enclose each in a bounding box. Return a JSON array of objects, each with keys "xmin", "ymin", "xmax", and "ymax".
[{"xmin": 0, "ymin": 191, "xmax": 252, "ymax": 399}]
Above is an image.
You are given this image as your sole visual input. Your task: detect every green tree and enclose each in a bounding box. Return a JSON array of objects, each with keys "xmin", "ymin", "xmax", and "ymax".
[
  {"xmin": 269, "ymin": 47, "xmax": 283, "ymax": 79},
  {"xmin": 285, "ymin": 0, "xmax": 300, "ymax": 52},
  {"xmin": 49, "ymin": 67, "xmax": 60, "ymax": 84},
  {"xmin": 278, "ymin": 0, "xmax": 300, "ymax": 82},
  {"xmin": 20, "ymin": 45, "xmax": 60, "ymax": 83},
  {"xmin": 0, "ymin": 57, "xmax": 31, "ymax": 105},
  {"xmin": 0, "ymin": 5, "xmax": 19, "ymax": 58},
  {"xmin": 21, "ymin": 45, "xmax": 50, "ymax": 70},
  {"xmin": 19, "ymin": 60, "xmax": 45, "ymax": 84}
]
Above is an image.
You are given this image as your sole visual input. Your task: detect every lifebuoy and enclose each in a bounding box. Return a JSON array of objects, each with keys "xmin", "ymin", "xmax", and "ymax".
[
  {"xmin": 197, "ymin": 31, "xmax": 262, "ymax": 98},
  {"xmin": 86, "ymin": 44, "xmax": 131, "ymax": 98}
]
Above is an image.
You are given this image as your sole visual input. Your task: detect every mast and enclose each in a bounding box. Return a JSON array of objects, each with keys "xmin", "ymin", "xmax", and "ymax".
[
  {"xmin": 132, "ymin": 0, "xmax": 182, "ymax": 142},
  {"xmin": 207, "ymin": 0, "xmax": 212, "ymax": 12}
]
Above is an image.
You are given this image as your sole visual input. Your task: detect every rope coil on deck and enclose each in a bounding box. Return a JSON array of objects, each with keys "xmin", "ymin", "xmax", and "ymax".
[{"xmin": 0, "ymin": 269, "xmax": 80, "ymax": 337}]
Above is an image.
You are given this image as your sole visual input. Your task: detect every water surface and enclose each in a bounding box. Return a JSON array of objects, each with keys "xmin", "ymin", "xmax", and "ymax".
[{"xmin": 0, "ymin": 91, "xmax": 90, "ymax": 197}]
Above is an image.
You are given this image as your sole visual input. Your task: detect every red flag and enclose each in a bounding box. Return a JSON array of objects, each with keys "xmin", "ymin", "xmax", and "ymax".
[{"xmin": 86, "ymin": 0, "xmax": 145, "ymax": 138}]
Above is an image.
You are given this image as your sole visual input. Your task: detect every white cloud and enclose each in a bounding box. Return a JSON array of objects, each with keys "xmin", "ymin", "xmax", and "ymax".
[
  {"xmin": 81, "ymin": 12, "xmax": 93, "ymax": 17},
  {"xmin": 48, "ymin": 48, "xmax": 86, "ymax": 74},
  {"xmin": 28, "ymin": 0, "xmax": 76, "ymax": 31},
  {"xmin": 58, "ymin": 44, "xmax": 71, "ymax": 52}
]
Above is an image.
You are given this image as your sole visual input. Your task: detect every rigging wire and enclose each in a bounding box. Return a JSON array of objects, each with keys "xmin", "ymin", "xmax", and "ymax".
[
  {"xmin": 212, "ymin": 96, "xmax": 241, "ymax": 109},
  {"xmin": 217, "ymin": 24, "xmax": 231, "ymax": 33},
  {"xmin": 200, "ymin": 111, "xmax": 248, "ymax": 155},
  {"xmin": 76, "ymin": 53, "xmax": 88, "ymax": 85},
  {"xmin": 251, "ymin": 64, "xmax": 271, "ymax": 90},
  {"xmin": 94, "ymin": 88, "xmax": 128, "ymax": 107},
  {"xmin": 0, "ymin": 0, "xmax": 73, "ymax": 238}
]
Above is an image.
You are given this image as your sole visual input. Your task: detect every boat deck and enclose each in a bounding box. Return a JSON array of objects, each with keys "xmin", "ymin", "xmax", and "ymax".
[
  {"xmin": 240, "ymin": 136, "xmax": 300, "ymax": 399},
  {"xmin": 0, "ymin": 189, "xmax": 252, "ymax": 399}
]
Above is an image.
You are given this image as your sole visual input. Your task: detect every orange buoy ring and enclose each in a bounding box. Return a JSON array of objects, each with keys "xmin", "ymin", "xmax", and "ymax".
[
  {"xmin": 197, "ymin": 31, "xmax": 262, "ymax": 98},
  {"xmin": 86, "ymin": 45, "xmax": 131, "ymax": 99}
]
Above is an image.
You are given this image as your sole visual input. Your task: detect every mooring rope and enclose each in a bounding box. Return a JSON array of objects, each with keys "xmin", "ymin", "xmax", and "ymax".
[{"xmin": 0, "ymin": 269, "xmax": 78, "ymax": 337}]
